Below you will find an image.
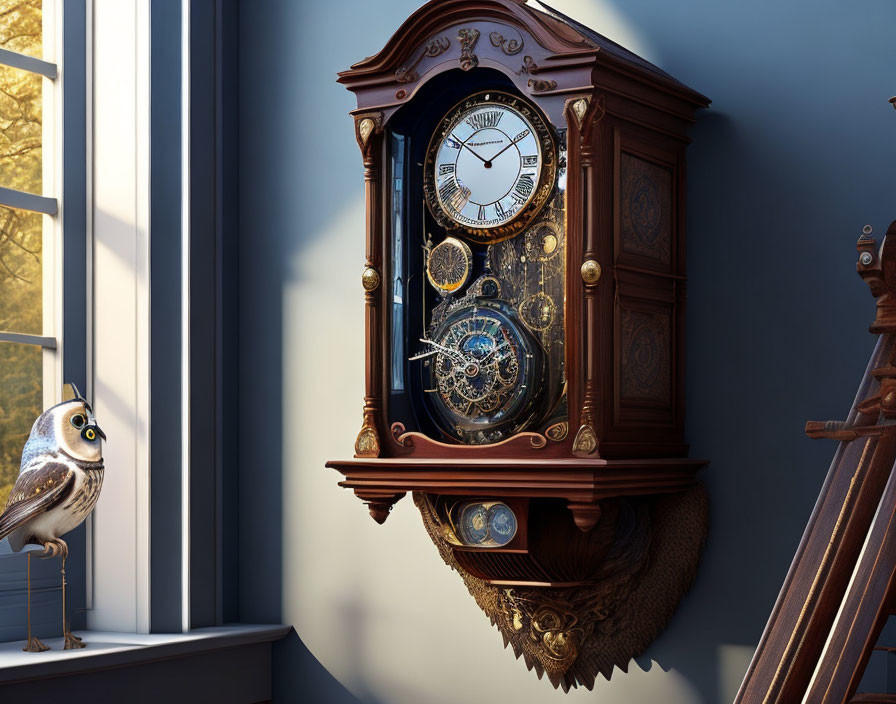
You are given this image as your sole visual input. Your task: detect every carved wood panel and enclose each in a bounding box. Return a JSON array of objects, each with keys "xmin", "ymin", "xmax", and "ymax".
[
  {"xmin": 619, "ymin": 306, "xmax": 671, "ymax": 406},
  {"xmin": 620, "ymin": 152, "xmax": 673, "ymax": 269}
]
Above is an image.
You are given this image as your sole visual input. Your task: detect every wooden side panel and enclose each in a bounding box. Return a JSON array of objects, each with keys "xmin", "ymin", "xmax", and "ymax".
[{"xmin": 598, "ymin": 121, "xmax": 686, "ymax": 457}]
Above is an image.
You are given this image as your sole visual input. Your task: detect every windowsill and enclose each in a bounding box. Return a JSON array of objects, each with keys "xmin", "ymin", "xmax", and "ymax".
[{"xmin": 0, "ymin": 623, "xmax": 290, "ymax": 684}]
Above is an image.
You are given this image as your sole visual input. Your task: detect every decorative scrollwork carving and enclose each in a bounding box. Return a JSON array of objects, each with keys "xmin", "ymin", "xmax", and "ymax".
[
  {"xmin": 391, "ymin": 422, "xmax": 413, "ymax": 448},
  {"xmin": 518, "ymin": 55, "xmax": 539, "ymax": 75},
  {"xmin": 395, "ymin": 36, "xmax": 451, "ymax": 83},
  {"xmin": 528, "ymin": 77, "xmax": 557, "ymax": 92},
  {"xmin": 413, "ymin": 488, "xmax": 708, "ymax": 690},
  {"xmin": 457, "ymin": 28, "xmax": 480, "ymax": 71},
  {"xmin": 593, "ymin": 93, "xmax": 607, "ymax": 123},
  {"xmin": 489, "ymin": 29, "xmax": 523, "ymax": 55},
  {"xmin": 545, "ymin": 421, "xmax": 568, "ymax": 442},
  {"xmin": 389, "ymin": 421, "xmax": 547, "ymax": 455}
]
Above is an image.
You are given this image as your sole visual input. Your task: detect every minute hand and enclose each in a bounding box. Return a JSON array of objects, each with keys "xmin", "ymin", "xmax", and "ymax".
[
  {"xmin": 451, "ymin": 133, "xmax": 489, "ymax": 165},
  {"xmin": 485, "ymin": 133, "xmax": 529, "ymax": 166}
]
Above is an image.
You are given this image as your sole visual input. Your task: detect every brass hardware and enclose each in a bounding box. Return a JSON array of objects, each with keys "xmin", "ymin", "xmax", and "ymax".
[
  {"xmin": 571, "ymin": 98, "xmax": 588, "ymax": 126},
  {"xmin": 358, "ymin": 118, "xmax": 375, "ymax": 146},
  {"xmin": 354, "ymin": 423, "xmax": 380, "ymax": 457},
  {"xmin": 580, "ymin": 259, "xmax": 601, "ymax": 286},
  {"xmin": 572, "ymin": 424, "xmax": 598, "ymax": 455},
  {"xmin": 361, "ymin": 266, "xmax": 380, "ymax": 292}
]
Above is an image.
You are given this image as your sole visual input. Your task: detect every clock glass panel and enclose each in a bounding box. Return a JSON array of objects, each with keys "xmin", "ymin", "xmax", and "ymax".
[{"xmin": 389, "ymin": 76, "xmax": 567, "ymax": 446}]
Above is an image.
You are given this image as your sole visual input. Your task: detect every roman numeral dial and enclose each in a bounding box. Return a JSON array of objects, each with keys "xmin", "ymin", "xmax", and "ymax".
[{"xmin": 425, "ymin": 92, "xmax": 555, "ymax": 241}]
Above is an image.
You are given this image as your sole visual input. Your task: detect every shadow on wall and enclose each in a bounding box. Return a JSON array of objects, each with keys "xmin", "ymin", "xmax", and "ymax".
[
  {"xmin": 600, "ymin": 0, "xmax": 896, "ymax": 701},
  {"xmin": 274, "ymin": 630, "xmax": 364, "ymax": 704},
  {"xmin": 238, "ymin": 0, "xmax": 896, "ymax": 702}
]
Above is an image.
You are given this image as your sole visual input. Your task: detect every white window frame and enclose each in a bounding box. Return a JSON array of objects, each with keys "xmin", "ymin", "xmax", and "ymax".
[{"xmin": 87, "ymin": 0, "xmax": 153, "ymax": 634}]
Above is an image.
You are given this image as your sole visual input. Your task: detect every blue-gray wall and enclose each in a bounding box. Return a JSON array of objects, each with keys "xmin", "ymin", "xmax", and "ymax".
[{"xmin": 237, "ymin": 1, "xmax": 896, "ymax": 702}]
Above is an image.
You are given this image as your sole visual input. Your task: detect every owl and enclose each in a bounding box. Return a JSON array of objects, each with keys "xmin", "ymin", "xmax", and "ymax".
[{"xmin": 0, "ymin": 386, "xmax": 105, "ymax": 652}]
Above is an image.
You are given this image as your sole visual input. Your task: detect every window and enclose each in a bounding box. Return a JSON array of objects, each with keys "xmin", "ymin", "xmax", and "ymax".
[
  {"xmin": 0, "ymin": 0, "xmax": 61, "ymax": 505},
  {"xmin": 0, "ymin": 0, "xmax": 76, "ymax": 643}
]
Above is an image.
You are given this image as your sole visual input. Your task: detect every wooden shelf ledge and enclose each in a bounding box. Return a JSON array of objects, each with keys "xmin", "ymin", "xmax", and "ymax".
[{"xmin": 327, "ymin": 456, "xmax": 708, "ymax": 503}]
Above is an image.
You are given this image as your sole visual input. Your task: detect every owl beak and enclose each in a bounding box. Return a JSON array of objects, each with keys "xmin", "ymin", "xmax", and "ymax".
[
  {"xmin": 83, "ymin": 424, "xmax": 106, "ymax": 442},
  {"xmin": 94, "ymin": 424, "xmax": 106, "ymax": 441}
]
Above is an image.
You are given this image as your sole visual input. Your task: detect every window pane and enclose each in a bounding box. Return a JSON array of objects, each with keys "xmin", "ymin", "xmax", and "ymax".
[
  {"xmin": 0, "ymin": 62, "xmax": 42, "ymax": 195},
  {"xmin": 0, "ymin": 205, "xmax": 41, "ymax": 334},
  {"xmin": 0, "ymin": 1, "xmax": 42, "ymax": 59},
  {"xmin": 0, "ymin": 342, "xmax": 41, "ymax": 508}
]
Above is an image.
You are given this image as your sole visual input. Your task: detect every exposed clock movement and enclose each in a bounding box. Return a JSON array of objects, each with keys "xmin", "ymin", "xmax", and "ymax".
[{"xmin": 330, "ymin": 0, "xmax": 710, "ymax": 691}]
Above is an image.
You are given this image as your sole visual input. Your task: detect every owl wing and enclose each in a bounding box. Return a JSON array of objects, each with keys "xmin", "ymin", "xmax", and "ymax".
[{"xmin": 0, "ymin": 463, "xmax": 75, "ymax": 541}]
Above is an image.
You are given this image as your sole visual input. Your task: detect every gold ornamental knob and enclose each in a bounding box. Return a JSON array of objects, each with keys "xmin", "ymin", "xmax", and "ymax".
[
  {"xmin": 362, "ymin": 266, "xmax": 380, "ymax": 292},
  {"xmin": 581, "ymin": 259, "xmax": 601, "ymax": 285}
]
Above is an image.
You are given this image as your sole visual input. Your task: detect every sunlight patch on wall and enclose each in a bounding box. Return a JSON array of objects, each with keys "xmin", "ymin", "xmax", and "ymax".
[
  {"xmin": 276, "ymin": 193, "xmax": 709, "ymax": 703},
  {"xmin": 530, "ymin": 0, "xmax": 653, "ymax": 64},
  {"xmin": 719, "ymin": 644, "xmax": 755, "ymax": 702}
]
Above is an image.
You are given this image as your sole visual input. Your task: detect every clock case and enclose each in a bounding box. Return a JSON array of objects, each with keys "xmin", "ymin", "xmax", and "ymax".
[{"xmin": 329, "ymin": 0, "xmax": 710, "ymax": 690}]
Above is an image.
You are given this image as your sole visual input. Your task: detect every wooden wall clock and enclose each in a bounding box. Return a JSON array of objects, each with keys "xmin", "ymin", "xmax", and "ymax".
[{"xmin": 329, "ymin": 0, "xmax": 710, "ymax": 690}]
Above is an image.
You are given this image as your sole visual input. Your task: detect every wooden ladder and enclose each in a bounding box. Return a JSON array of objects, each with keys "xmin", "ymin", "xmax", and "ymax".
[{"xmin": 736, "ymin": 221, "xmax": 896, "ymax": 704}]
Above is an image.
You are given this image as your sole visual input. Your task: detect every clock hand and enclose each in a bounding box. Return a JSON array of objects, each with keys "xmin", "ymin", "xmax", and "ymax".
[
  {"xmin": 451, "ymin": 133, "xmax": 492, "ymax": 168},
  {"xmin": 484, "ymin": 132, "xmax": 529, "ymax": 166},
  {"xmin": 419, "ymin": 338, "xmax": 466, "ymax": 363},
  {"xmin": 479, "ymin": 341, "xmax": 510, "ymax": 365}
]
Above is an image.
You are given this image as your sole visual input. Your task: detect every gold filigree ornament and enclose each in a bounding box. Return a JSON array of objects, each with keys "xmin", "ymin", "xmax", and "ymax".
[
  {"xmin": 573, "ymin": 98, "xmax": 589, "ymax": 125},
  {"xmin": 361, "ymin": 266, "xmax": 380, "ymax": 292},
  {"xmin": 426, "ymin": 237, "xmax": 472, "ymax": 293},
  {"xmin": 358, "ymin": 117, "xmax": 375, "ymax": 146},
  {"xmin": 354, "ymin": 423, "xmax": 379, "ymax": 457},
  {"xmin": 572, "ymin": 423, "xmax": 598, "ymax": 456}
]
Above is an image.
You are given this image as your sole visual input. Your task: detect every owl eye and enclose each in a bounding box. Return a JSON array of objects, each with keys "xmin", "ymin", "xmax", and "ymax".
[{"xmin": 70, "ymin": 414, "xmax": 86, "ymax": 429}]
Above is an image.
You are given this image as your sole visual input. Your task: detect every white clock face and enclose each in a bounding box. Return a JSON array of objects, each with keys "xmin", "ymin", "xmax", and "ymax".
[{"xmin": 433, "ymin": 101, "xmax": 543, "ymax": 229}]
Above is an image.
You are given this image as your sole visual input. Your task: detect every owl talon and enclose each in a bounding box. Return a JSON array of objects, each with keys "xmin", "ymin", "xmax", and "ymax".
[
  {"xmin": 23, "ymin": 636, "xmax": 50, "ymax": 653},
  {"xmin": 40, "ymin": 539, "xmax": 68, "ymax": 560},
  {"xmin": 63, "ymin": 632, "xmax": 85, "ymax": 650}
]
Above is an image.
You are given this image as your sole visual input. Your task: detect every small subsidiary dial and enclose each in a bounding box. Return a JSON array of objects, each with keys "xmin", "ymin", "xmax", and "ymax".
[
  {"xmin": 454, "ymin": 501, "xmax": 519, "ymax": 548},
  {"xmin": 426, "ymin": 237, "xmax": 473, "ymax": 293},
  {"xmin": 458, "ymin": 503, "xmax": 490, "ymax": 546},
  {"xmin": 486, "ymin": 503, "xmax": 518, "ymax": 546}
]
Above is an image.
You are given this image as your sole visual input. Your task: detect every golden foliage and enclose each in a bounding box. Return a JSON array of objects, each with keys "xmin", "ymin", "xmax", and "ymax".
[{"xmin": 0, "ymin": 1, "xmax": 42, "ymax": 499}]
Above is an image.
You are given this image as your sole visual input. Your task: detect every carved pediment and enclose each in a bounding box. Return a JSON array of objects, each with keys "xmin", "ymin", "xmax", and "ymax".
[{"xmin": 339, "ymin": 0, "xmax": 595, "ymax": 85}]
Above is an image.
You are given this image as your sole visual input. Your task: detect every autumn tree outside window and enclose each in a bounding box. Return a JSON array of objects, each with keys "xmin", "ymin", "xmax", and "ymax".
[{"xmin": 0, "ymin": 0, "xmax": 60, "ymax": 509}]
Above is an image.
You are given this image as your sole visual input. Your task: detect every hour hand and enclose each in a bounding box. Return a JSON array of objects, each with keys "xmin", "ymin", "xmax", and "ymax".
[
  {"xmin": 451, "ymin": 133, "xmax": 489, "ymax": 165},
  {"xmin": 416, "ymin": 338, "xmax": 466, "ymax": 364}
]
